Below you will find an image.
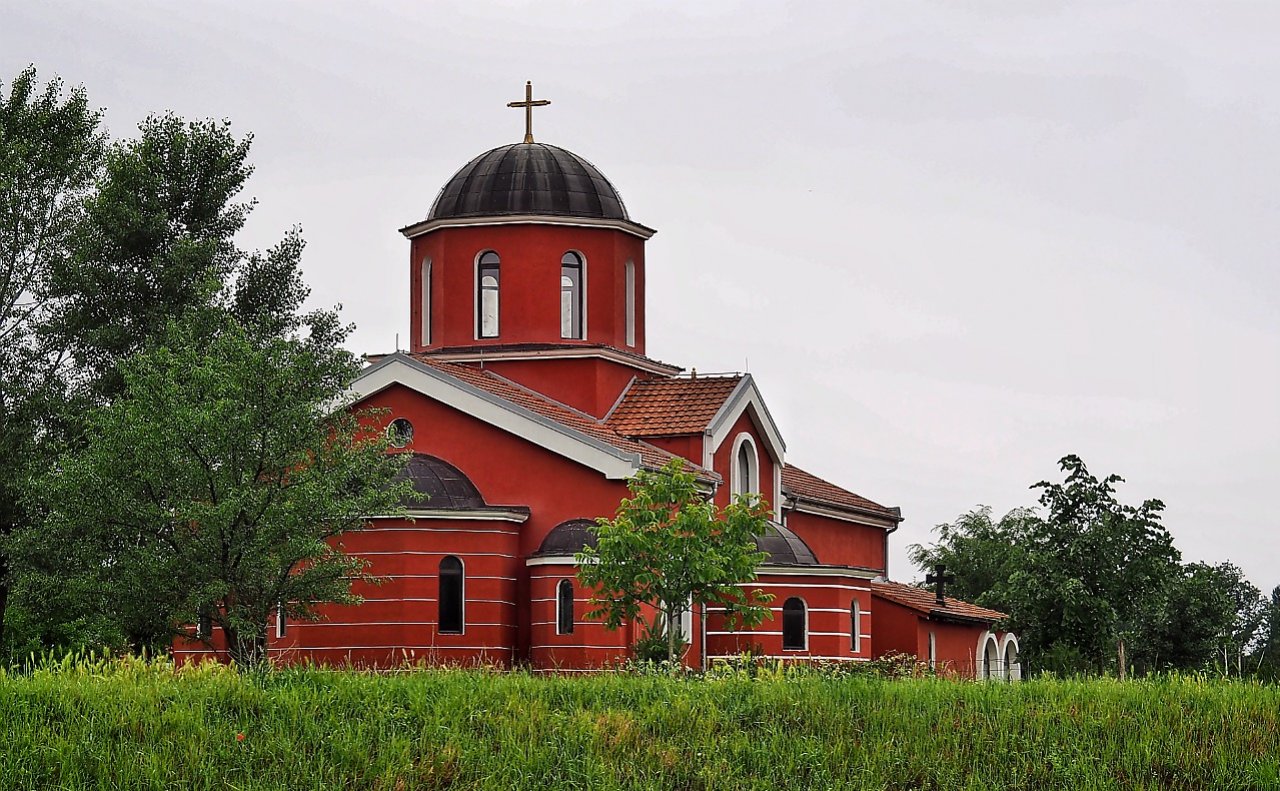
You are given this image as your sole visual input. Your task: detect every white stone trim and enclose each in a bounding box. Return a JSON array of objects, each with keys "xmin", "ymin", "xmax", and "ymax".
[
  {"xmin": 784, "ymin": 499, "xmax": 899, "ymax": 529},
  {"xmin": 348, "ymin": 355, "xmax": 641, "ymax": 479},
  {"xmin": 423, "ymin": 346, "xmax": 680, "ymax": 376},
  {"xmin": 400, "ymin": 214, "xmax": 656, "ymax": 241},
  {"xmin": 367, "ymin": 510, "xmax": 529, "ymax": 523},
  {"xmin": 707, "ymin": 375, "xmax": 786, "ymax": 465}
]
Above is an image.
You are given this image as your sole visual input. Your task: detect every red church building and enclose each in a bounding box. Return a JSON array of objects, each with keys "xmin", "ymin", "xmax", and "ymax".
[{"xmin": 177, "ymin": 92, "xmax": 1017, "ymax": 678}]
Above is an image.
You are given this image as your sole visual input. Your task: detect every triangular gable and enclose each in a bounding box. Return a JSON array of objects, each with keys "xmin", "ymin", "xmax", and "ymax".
[
  {"xmin": 348, "ymin": 354, "xmax": 641, "ymax": 480},
  {"xmin": 705, "ymin": 374, "xmax": 786, "ymax": 465}
]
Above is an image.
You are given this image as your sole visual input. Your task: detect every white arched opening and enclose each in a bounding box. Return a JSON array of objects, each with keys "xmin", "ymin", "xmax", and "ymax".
[
  {"xmin": 1001, "ymin": 633, "xmax": 1021, "ymax": 681},
  {"xmin": 978, "ymin": 633, "xmax": 1001, "ymax": 680},
  {"xmin": 730, "ymin": 433, "xmax": 759, "ymax": 497}
]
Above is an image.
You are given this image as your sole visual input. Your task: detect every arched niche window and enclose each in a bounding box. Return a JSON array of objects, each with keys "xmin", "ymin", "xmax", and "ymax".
[
  {"xmin": 850, "ymin": 599, "xmax": 861, "ymax": 654},
  {"xmin": 421, "ymin": 257, "xmax": 433, "ymax": 346},
  {"xmin": 928, "ymin": 631, "xmax": 937, "ymax": 671},
  {"xmin": 624, "ymin": 260, "xmax": 636, "ymax": 347},
  {"xmin": 560, "ymin": 251, "xmax": 584, "ymax": 340},
  {"xmin": 477, "ymin": 252, "xmax": 500, "ymax": 339},
  {"xmin": 782, "ymin": 597, "xmax": 807, "ymax": 651},
  {"xmin": 556, "ymin": 579, "xmax": 575, "ymax": 635},
  {"xmin": 731, "ymin": 434, "xmax": 759, "ymax": 497},
  {"xmin": 438, "ymin": 556, "xmax": 464, "ymax": 634},
  {"xmin": 276, "ymin": 601, "xmax": 287, "ymax": 639}
]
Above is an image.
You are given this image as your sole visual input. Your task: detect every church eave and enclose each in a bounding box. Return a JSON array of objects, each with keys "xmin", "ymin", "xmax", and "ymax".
[{"xmin": 399, "ymin": 213, "xmax": 656, "ymax": 241}]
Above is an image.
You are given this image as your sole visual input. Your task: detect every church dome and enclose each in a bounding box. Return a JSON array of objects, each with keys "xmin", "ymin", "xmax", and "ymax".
[
  {"xmin": 428, "ymin": 143, "xmax": 630, "ymax": 222},
  {"xmin": 532, "ymin": 518, "xmax": 819, "ymax": 566},
  {"xmin": 394, "ymin": 454, "xmax": 486, "ymax": 510}
]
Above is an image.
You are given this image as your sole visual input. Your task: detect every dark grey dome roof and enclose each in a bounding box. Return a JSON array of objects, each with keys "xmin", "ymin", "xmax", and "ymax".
[
  {"xmin": 533, "ymin": 518, "xmax": 818, "ymax": 566},
  {"xmin": 394, "ymin": 454, "xmax": 485, "ymax": 510},
  {"xmin": 535, "ymin": 519, "xmax": 599, "ymax": 556},
  {"xmin": 428, "ymin": 143, "xmax": 629, "ymax": 222},
  {"xmin": 756, "ymin": 523, "xmax": 819, "ymax": 566}
]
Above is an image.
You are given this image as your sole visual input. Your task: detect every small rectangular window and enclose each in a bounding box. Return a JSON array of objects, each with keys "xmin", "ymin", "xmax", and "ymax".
[{"xmin": 276, "ymin": 602, "xmax": 287, "ymax": 639}]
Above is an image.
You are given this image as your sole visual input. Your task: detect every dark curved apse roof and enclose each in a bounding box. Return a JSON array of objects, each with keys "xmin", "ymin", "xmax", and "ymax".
[
  {"xmin": 532, "ymin": 518, "xmax": 818, "ymax": 566},
  {"xmin": 394, "ymin": 454, "xmax": 486, "ymax": 510},
  {"xmin": 535, "ymin": 518, "xmax": 600, "ymax": 556},
  {"xmin": 756, "ymin": 522, "xmax": 820, "ymax": 566},
  {"xmin": 428, "ymin": 143, "xmax": 629, "ymax": 221}
]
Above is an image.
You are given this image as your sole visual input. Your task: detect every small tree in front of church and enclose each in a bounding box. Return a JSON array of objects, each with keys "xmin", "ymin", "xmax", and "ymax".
[
  {"xmin": 576, "ymin": 459, "xmax": 774, "ymax": 664},
  {"xmin": 13, "ymin": 314, "xmax": 414, "ymax": 666}
]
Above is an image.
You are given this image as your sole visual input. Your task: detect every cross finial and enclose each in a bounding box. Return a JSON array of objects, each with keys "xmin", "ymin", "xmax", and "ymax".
[
  {"xmin": 926, "ymin": 564, "xmax": 956, "ymax": 606},
  {"xmin": 507, "ymin": 81, "xmax": 551, "ymax": 144}
]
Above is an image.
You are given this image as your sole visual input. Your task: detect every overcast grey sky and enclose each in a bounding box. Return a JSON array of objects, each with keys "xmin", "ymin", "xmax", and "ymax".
[{"xmin": 5, "ymin": 1, "xmax": 1277, "ymax": 593}]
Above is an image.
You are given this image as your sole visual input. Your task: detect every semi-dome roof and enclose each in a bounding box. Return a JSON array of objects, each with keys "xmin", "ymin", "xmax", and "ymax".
[
  {"xmin": 394, "ymin": 454, "xmax": 486, "ymax": 510},
  {"xmin": 532, "ymin": 518, "xmax": 819, "ymax": 566},
  {"xmin": 428, "ymin": 143, "xmax": 629, "ymax": 222}
]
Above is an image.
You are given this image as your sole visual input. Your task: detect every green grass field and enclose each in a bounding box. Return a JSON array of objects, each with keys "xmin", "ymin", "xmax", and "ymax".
[{"xmin": 0, "ymin": 658, "xmax": 1276, "ymax": 790}]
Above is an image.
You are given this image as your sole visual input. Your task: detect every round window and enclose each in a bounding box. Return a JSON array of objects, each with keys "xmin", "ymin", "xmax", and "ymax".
[{"xmin": 387, "ymin": 418, "xmax": 414, "ymax": 448}]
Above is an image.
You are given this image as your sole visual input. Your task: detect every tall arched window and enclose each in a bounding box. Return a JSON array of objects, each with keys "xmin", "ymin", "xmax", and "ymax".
[
  {"xmin": 850, "ymin": 599, "xmax": 861, "ymax": 654},
  {"xmin": 624, "ymin": 260, "xmax": 636, "ymax": 347},
  {"xmin": 421, "ymin": 258, "xmax": 432, "ymax": 346},
  {"xmin": 560, "ymin": 251, "xmax": 584, "ymax": 339},
  {"xmin": 556, "ymin": 579, "xmax": 575, "ymax": 635},
  {"xmin": 477, "ymin": 252, "xmax": 500, "ymax": 338},
  {"xmin": 731, "ymin": 434, "xmax": 759, "ymax": 497},
  {"xmin": 438, "ymin": 556, "xmax": 464, "ymax": 634},
  {"xmin": 782, "ymin": 597, "xmax": 806, "ymax": 651},
  {"xmin": 276, "ymin": 601, "xmax": 287, "ymax": 639}
]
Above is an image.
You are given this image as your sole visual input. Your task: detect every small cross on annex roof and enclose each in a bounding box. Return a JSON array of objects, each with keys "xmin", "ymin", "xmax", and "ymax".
[{"xmin": 507, "ymin": 81, "xmax": 551, "ymax": 144}]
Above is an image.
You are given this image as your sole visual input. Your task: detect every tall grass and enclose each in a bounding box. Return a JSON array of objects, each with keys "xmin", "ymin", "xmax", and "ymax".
[{"xmin": 0, "ymin": 657, "xmax": 1276, "ymax": 790}]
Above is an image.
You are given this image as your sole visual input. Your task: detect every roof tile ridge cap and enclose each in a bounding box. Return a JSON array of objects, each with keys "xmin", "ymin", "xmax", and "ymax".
[{"xmin": 601, "ymin": 376, "xmax": 638, "ymax": 424}]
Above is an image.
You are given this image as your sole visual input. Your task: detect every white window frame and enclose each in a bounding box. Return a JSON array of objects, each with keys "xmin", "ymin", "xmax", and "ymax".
[
  {"xmin": 475, "ymin": 251, "xmax": 500, "ymax": 340},
  {"xmin": 730, "ymin": 432, "xmax": 759, "ymax": 497},
  {"xmin": 782, "ymin": 597, "xmax": 808, "ymax": 651},
  {"xmin": 556, "ymin": 578, "xmax": 575, "ymax": 635},
  {"xmin": 439, "ymin": 555, "xmax": 466, "ymax": 635},
  {"xmin": 851, "ymin": 599, "xmax": 861, "ymax": 654},
  {"xmin": 560, "ymin": 250, "xmax": 587, "ymax": 340},
  {"xmin": 276, "ymin": 601, "xmax": 287, "ymax": 639}
]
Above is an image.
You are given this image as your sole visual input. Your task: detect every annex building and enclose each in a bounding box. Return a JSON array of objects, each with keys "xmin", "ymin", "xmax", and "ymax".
[{"xmin": 179, "ymin": 88, "xmax": 1019, "ymax": 679}]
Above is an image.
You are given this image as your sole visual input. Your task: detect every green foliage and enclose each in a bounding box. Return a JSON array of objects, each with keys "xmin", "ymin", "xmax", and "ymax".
[
  {"xmin": 1, "ymin": 661, "xmax": 1279, "ymax": 790},
  {"xmin": 0, "ymin": 66, "xmax": 106, "ymax": 653},
  {"xmin": 46, "ymin": 111, "xmax": 317, "ymax": 398},
  {"xmin": 576, "ymin": 458, "xmax": 774, "ymax": 663},
  {"xmin": 8, "ymin": 316, "xmax": 413, "ymax": 665},
  {"xmin": 913, "ymin": 455, "xmax": 1264, "ymax": 677}
]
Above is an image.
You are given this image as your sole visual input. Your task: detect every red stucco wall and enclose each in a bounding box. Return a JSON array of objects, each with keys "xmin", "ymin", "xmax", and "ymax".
[{"xmin": 410, "ymin": 224, "xmax": 646, "ymax": 354}]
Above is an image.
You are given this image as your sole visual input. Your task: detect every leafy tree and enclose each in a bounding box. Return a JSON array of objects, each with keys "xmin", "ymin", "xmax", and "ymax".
[
  {"xmin": 576, "ymin": 458, "xmax": 774, "ymax": 663},
  {"xmin": 908, "ymin": 505, "xmax": 1036, "ymax": 612},
  {"xmin": 47, "ymin": 112, "xmax": 308, "ymax": 398},
  {"xmin": 9, "ymin": 314, "xmax": 413, "ymax": 666},
  {"xmin": 0, "ymin": 66, "xmax": 104, "ymax": 652},
  {"xmin": 1251, "ymin": 585, "xmax": 1280, "ymax": 680},
  {"xmin": 913, "ymin": 455, "xmax": 1186, "ymax": 676}
]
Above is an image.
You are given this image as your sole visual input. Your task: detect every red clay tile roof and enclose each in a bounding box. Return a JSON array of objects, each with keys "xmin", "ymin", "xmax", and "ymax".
[
  {"xmin": 781, "ymin": 464, "xmax": 899, "ymax": 520},
  {"xmin": 605, "ymin": 375, "xmax": 744, "ymax": 437},
  {"xmin": 871, "ymin": 580, "xmax": 1007, "ymax": 623},
  {"xmin": 406, "ymin": 355, "xmax": 718, "ymax": 481}
]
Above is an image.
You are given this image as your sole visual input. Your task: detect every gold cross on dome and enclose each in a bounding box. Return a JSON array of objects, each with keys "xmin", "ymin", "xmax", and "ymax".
[{"xmin": 507, "ymin": 81, "xmax": 551, "ymax": 144}]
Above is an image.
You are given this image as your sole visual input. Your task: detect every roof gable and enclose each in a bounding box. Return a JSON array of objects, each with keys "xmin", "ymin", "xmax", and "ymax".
[{"xmin": 347, "ymin": 354, "xmax": 713, "ymax": 482}]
